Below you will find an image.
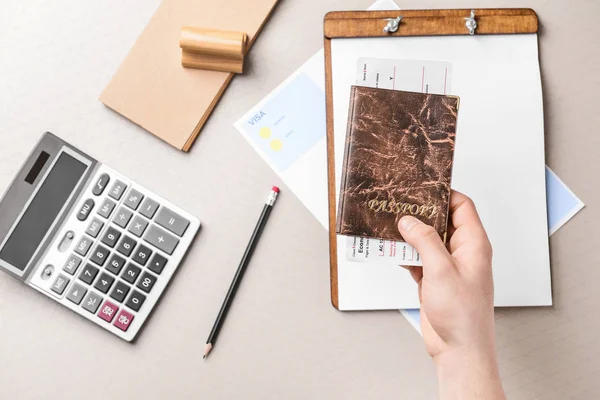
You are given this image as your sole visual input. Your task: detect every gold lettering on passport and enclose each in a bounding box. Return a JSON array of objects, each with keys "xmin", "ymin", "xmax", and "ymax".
[{"xmin": 367, "ymin": 199, "xmax": 438, "ymax": 219}]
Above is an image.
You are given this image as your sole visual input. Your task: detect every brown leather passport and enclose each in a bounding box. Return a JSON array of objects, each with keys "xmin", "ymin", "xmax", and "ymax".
[{"xmin": 336, "ymin": 86, "xmax": 459, "ymax": 242}]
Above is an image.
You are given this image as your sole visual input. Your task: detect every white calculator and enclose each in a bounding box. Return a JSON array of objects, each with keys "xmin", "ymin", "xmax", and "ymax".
[{"xmin": 0, "ymin": 132, "xmax": 201, "ymax": 341}]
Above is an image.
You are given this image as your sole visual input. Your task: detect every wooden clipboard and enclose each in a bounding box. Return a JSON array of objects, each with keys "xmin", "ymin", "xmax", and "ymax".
[{"xmin": 323, "ymin": 9, "xmax": 540, "ymax": 309}]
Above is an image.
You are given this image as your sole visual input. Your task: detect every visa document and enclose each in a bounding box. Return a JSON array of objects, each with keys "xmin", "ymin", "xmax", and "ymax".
[
  {"xmin": 345, "ymin": 58, "xmax": 452, "ymax": 265},
  {"xmin": 237, "ymin": 73, "xmax": 326, "ymax": 172}
]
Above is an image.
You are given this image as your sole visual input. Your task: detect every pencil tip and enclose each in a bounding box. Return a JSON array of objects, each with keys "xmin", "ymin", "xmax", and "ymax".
[{"xmin": 203, "ymin": 343, "xmax": 213, "ymax": 359}]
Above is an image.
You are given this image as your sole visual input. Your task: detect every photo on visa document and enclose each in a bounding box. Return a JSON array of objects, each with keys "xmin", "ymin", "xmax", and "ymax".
[{"xmin": 345, "ymin": 58, "xmax": 453, "ymax": 265}]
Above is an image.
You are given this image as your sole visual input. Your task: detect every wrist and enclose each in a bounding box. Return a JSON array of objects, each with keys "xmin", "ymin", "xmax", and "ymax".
[{"xmin": 434, "ymin": 346, "xmax": 505, "ymax": 400}]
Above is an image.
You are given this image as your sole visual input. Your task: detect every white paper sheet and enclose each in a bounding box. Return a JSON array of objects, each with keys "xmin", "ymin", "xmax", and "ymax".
[{"xmin": 331, "ymin": 34, "xmax": 551, "ymax": 309}]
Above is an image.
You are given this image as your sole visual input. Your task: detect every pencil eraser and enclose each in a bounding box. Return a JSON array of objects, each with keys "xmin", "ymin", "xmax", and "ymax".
[{"xmin": 272, "ymin": 186, "xmax": 280, "ymax": 193}]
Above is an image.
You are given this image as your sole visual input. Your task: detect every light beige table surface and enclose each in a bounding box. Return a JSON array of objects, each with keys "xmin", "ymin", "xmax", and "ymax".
[{"xmin": 1, "ymin": 0, "xmax": 599, "ymax": 399}]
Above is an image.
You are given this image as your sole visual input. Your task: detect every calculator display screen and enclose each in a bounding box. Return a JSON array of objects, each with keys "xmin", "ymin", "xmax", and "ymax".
[{"xmin": 0, "ymin": 152, "xmax": 87, "ymax": 271}]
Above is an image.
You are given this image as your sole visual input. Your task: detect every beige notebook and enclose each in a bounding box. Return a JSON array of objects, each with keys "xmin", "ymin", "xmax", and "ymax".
[{"xmin": 100, "ymin": 0, "xmax": 279, "ymax": 151}]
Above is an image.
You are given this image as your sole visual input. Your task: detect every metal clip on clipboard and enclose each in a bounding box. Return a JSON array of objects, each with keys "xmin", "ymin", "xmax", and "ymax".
[{"xmin": 464, "ymin": 10, "xmax": 477, "ymax": 35}]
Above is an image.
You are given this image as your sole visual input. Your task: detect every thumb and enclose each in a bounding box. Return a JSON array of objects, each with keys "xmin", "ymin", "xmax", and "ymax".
[{"xmin": 398, "ymin": 216, "xmax": 454, "ymax": 278}]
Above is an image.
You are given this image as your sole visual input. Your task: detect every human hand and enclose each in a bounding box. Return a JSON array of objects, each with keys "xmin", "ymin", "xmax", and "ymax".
[{"xmin": 398, "ymin": 190, "xmax": 505, "ymax": 400}]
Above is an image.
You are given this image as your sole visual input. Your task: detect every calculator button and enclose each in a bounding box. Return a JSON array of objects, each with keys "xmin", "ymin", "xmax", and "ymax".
[
  {"xmin": 114, "ymin": 309, "xmax": 134, "ymax": 332},
  {"xmin": 140, "ymin": 198, "xmax": 160, "ymax": 219},
  {"xmin": 132, "ymin": 244, "xmax": 152, "ymax": 266},
  {"xmin": 77, "ymin": 199, "xmax": 95, "ymax": 222},
  {"xmin": 86, "ymin": 218, "xmax": 104, "ymax": 238},
  {"xmin": 81, "ymin": 291, "xmax": 103, "ymax": 314},
  {"xmin": 136, "ymin": 271, "xmax": 157, "ymax": 294},
  {"xmin": 92, "ymin": 173, "xmax": 110, "ymax": 196},
  {"xmin": 124, "ymin": 189, "xmax": 144, "ymax": 211},
  {"xmin": 155, "ymin": 207, "xmax": 190, "ymax": 237},
  {"xmin": 74, "ymin": 236, "xmax": 93, "ymax": 257},
  {"xmin": 116, "ymin": 235, "xmax": 137, "ymax": 257},
  {"xmin": 63, "ymin": 254, "xmax": 82, "ymax": 275},
  {"xmin": 128, "ymin": 215, "xmax": 149, "ymax": 238},
  {"xmin": 143, "ymin": 225, "xmax": 179, "ymax": 255},
  {"xmin": 79, "ymin": 264, "xmax": 99, "ymax": 285},
  {"xmin": 106, "ymin": 254, "xmax": 126, "ymax": 276},
  {"xmin": 113, "ymin": 207, "xmax": 133, "ymax": 229},
  {"xmin": 66, "ymin": 283, "xmax": 87, "ymax": 305},
  {"xmin": 126, "ymin": 290, "xmax": 146, "ymax": 312},
  {"xmin": 101, "ymin": 226, "xmax": 121, "ymax": 248},
  {"xmin": 109, "ymin": 280, "xmax": 131, "ymax": 303},
  {"xmin": 98, "ymin": 198, "xmax": 116, "ymax": 219},
  {"xmin": 148, "ymin": 253, "xmax": 167, "ymax": 275},
  {"xmin": 108, "ymin": 180, "xmax": 127, "ymax": 201},
  {"xmin": 98, "ymin": 300, "xmax": 119, "ymax": 323},
  {"xmin": 94, "ymin": 272, "xmax": 115, "ymax": 294},
  {"xmin": 90, "ymin": 244, "xmax": 110, "ymax": 267},
  {"xmin": 121, "ymin": 263, "xmax": 141, "ymax": 284},
  {"xmin": 51, "ymin": 274, "xmax": 70, "ymax": 295}
]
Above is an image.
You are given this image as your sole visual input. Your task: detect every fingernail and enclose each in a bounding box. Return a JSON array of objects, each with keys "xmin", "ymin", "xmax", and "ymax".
[{"xmin": 399, "ymin": 216, "xmax": 420, "ymax": 231}]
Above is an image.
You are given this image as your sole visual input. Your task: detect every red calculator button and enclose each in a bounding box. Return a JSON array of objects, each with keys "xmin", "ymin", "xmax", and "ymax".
[
  {"xmin": 98, "ymin": 300, "xmax": 119, "ymax": 323},
  {"xmin": 114, "ymin": 310, "xmax": 134, "ymax": 332}
]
